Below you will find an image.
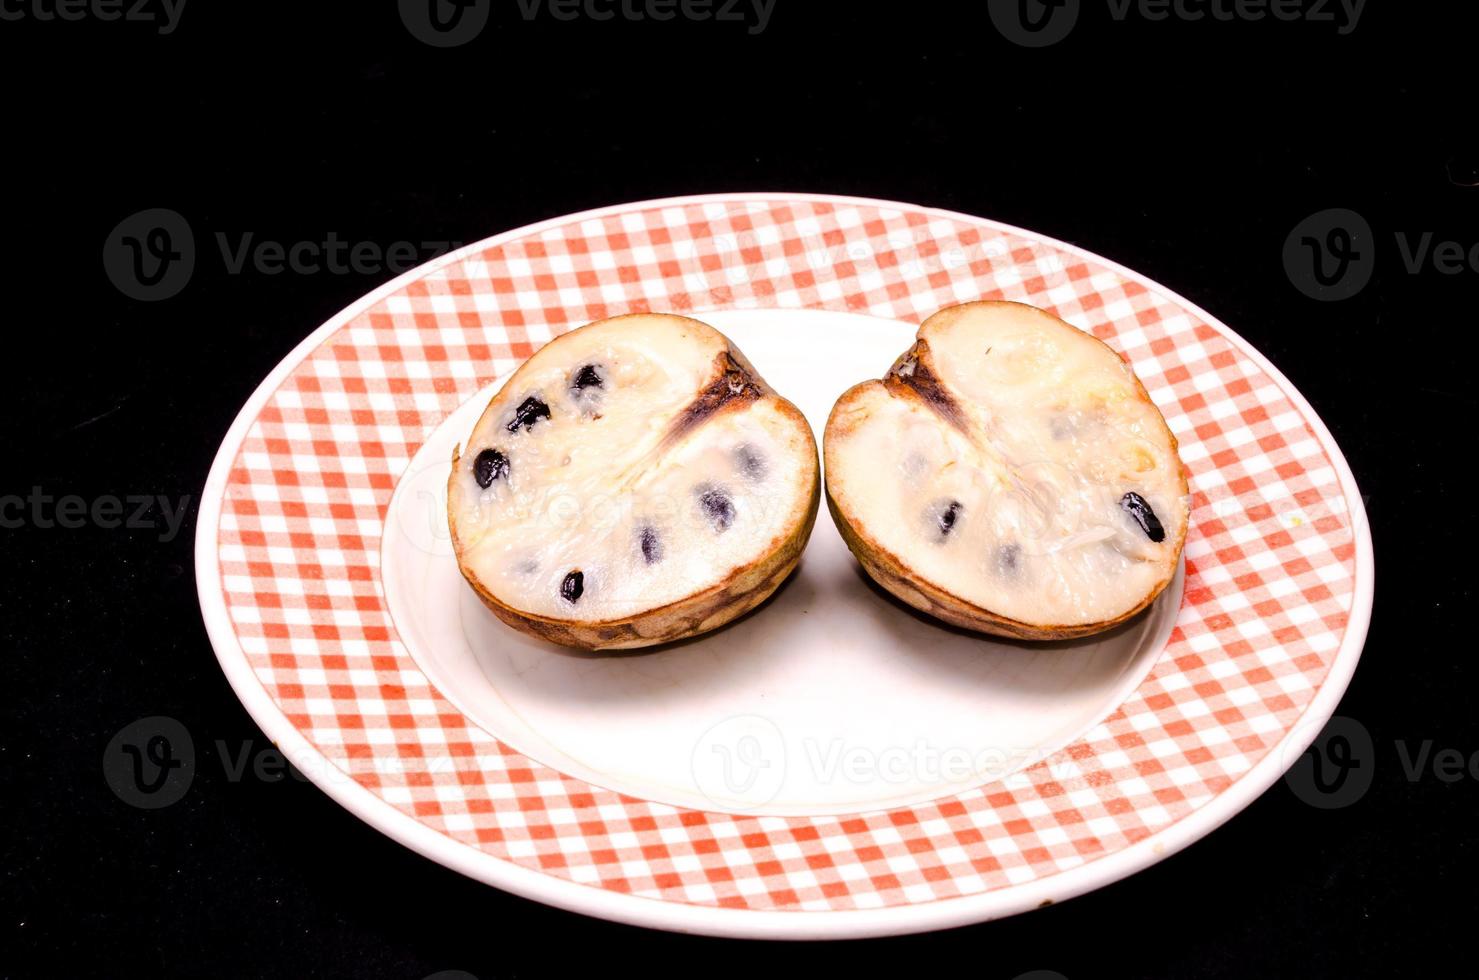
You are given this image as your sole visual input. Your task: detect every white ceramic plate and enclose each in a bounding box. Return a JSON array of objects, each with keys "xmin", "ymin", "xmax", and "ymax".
[{"xmin": 197, "ymin": 193, "xmax": 1372, "ymax": 938}]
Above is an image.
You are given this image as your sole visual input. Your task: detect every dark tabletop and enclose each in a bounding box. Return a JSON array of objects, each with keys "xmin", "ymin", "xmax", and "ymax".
[{"xmin": 3, "ymin": 2, "xmax": 1474, "ymax": 977}]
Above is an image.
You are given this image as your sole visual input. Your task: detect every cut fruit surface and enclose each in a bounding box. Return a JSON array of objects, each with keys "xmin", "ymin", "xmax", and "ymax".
[
  {"xmin": 824, "ymin": 301, "xmax": 1189, "ymax": 639},
  {"xmin": 448, "ymin": 313, "xmax": 820, "ymax": 650}
]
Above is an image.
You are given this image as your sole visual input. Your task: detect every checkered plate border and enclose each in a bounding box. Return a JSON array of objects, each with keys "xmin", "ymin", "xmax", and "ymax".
[{"xmin": 196, "ymin": 194, "xmax": 1371, "ymax": 938}]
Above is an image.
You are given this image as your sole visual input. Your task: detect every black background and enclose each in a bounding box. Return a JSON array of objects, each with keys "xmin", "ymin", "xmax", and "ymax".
[{"xmin": 4, "ymin": 1, "xmax": 1475, "ymax": 977}]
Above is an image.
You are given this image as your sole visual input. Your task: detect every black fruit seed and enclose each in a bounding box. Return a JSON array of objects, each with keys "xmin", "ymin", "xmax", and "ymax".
[
  {"xmin": 638, "ymin": 526, "xmax": 662, "ymax": 564},
  {"xmin": 1120, "ymin": 492, "xmax": 1166, "ymax": 543},
  {"xmin": 560, "ymin": 569, "xmax": 584, "ymax": 603},
  {"xmin": 571, "ymin": 364, "xmax": 603, "ymax": 390},
  {"xmin": 507, "ymin": 395, "xmax": 552, "ymax": 433},
  {"xmin": 473, "ymin": 448, "xmax": 510, "ymax": 488},
  {"xmin": 697, "ymin": 485, "xmax": 736, "ymax": 533},
  {"xmin": 733, "ymin": 444, "xmax": 766, "ymax": 480},
  {"xmin": 996, "ymin": 543, "xmax": 1021, "ymax": 575},
  {"xmin": 933, "ymin": 499, "xmax": 963, "ymax": 538}
]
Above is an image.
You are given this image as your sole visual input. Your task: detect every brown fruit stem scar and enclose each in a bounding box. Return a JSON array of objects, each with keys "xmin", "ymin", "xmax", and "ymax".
[
  {"xmin": 663, "ymin": 351, "xmax": 764, "ymax": 447},
  {"xmin": 884, "ymin": 340, "xmax": 969, "ymax": 434}
]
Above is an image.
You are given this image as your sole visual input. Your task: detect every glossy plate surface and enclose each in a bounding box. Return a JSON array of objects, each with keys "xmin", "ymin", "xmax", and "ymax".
[{"xmin": 197, "ymin": 194, "xmax": 1371, "ymax": 938}]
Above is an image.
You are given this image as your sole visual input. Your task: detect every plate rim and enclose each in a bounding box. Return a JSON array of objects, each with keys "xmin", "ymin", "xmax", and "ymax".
[{"xmin": 195, "ymin": 191, "xmax": 1373, "ymax": 939}]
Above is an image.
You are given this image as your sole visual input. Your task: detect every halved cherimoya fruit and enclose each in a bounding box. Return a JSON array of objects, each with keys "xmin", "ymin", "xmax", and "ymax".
[
  {"xmin": 448, "ymin": 313, "xmax": 820, "ymax": 650},
  {"xmin": 824, "ymin": 301, "xmax": 1189, "ymax": 640}
]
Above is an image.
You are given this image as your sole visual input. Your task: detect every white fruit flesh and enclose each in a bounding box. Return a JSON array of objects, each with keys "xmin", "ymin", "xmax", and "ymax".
[
  {"xmin": 449, "ymin": 314, "xmax": 815, "ymax": 623},
  {"xmin": 827, "ymin": 302, "xmax": 1188, "ymax": 631}
]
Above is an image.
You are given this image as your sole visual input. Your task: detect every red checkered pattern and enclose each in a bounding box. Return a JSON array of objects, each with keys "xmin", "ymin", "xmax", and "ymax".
[{"xmin": 214, "ymin": 197, "xmax": 1358, "ymax": 911}]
